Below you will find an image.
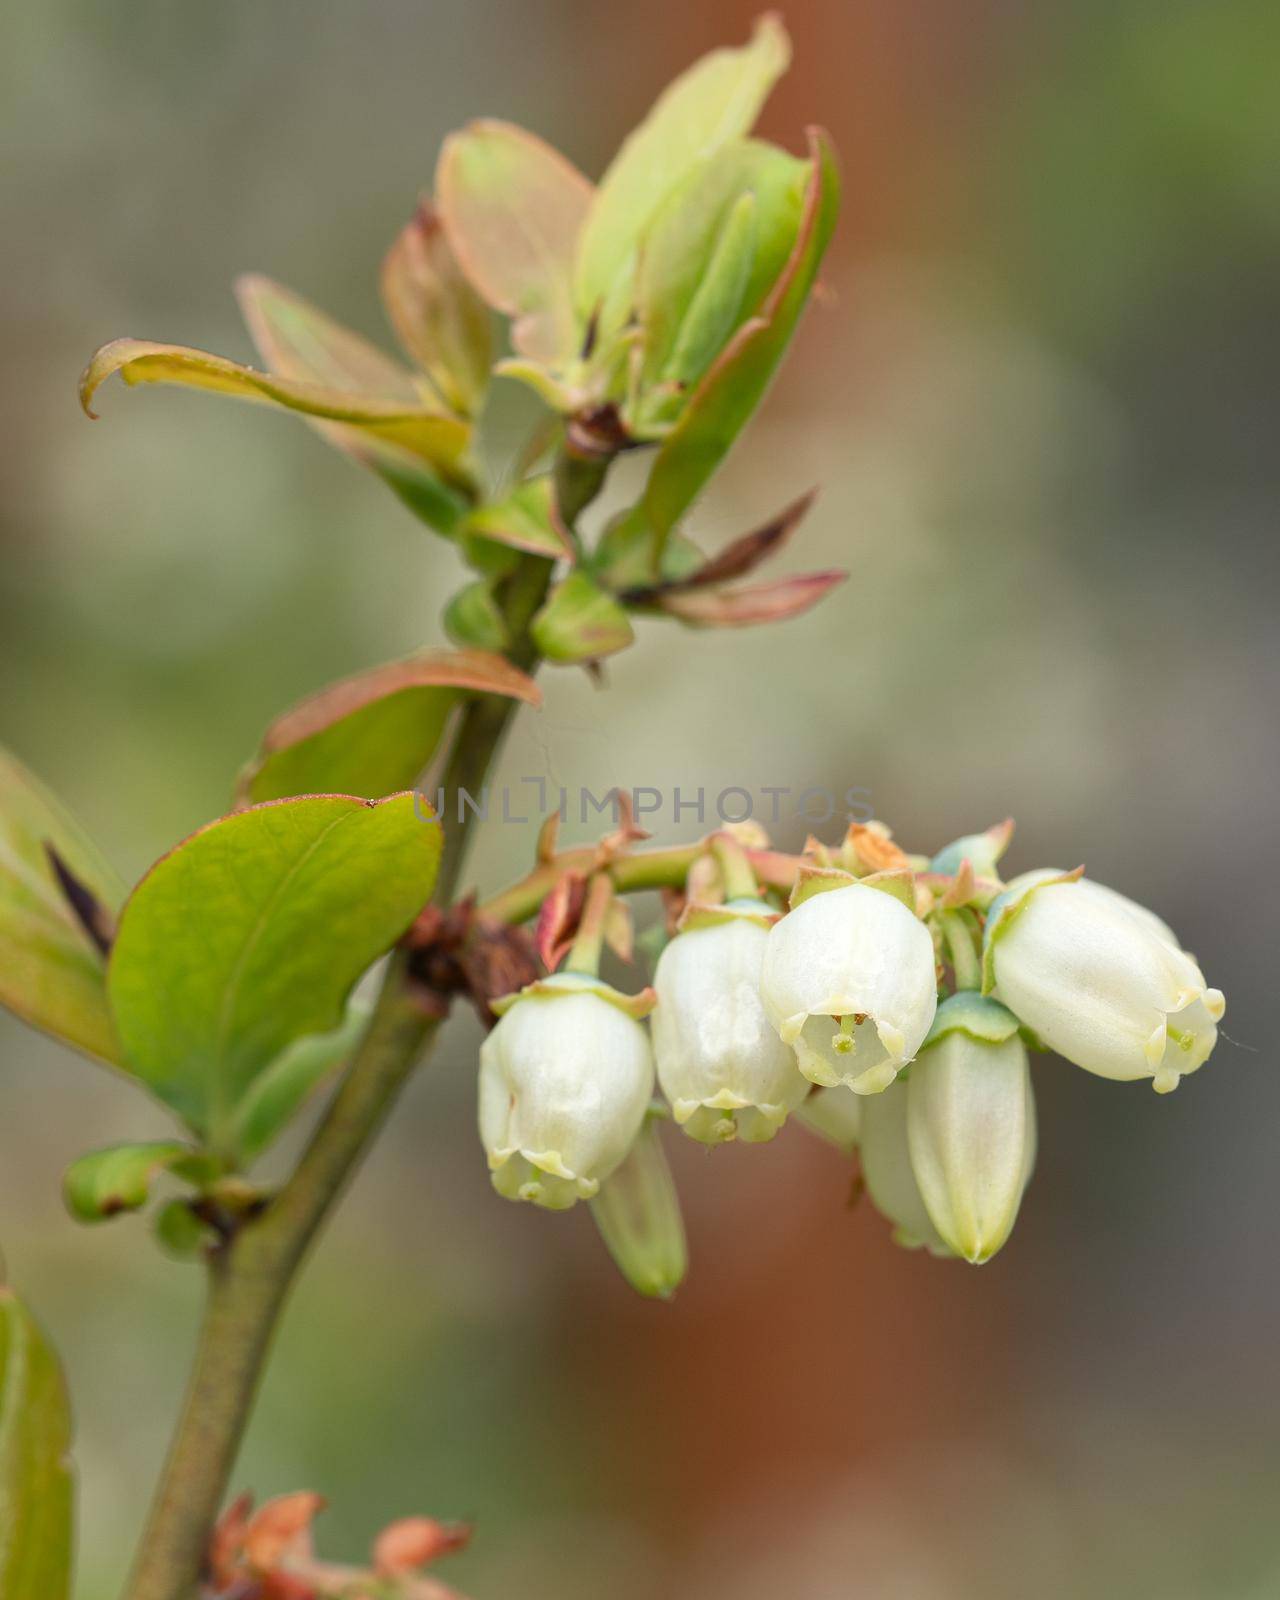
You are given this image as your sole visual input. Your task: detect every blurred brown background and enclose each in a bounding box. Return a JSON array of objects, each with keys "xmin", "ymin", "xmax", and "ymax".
[{"xmin": 3, "ymin": 2, "xmax": 1279, "ymax": 1595}]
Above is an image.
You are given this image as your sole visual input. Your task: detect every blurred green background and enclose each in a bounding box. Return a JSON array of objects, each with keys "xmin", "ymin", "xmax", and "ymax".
[{"xmin": 3, "ymin": 1, "xmax": 1279, "ymax": 1595}]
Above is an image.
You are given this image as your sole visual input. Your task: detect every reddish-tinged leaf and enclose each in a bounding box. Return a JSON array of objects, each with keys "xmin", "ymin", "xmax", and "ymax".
[
  {"xmin": 381, "ymin": 200, "xmax": 493, "ymax": 417},
  {"xmin": 238, "ymin": 649, "xmax": 540, "ymax": 805},
  {"xmin": 208, "ymin": 1492, "xmax": 254, "ymax": 1589},
  {"xmin": 535, "ymin": 873, "xmax": 586, "ymax": 972},
  {"xmin": 79, "ymin": 338, "xmax": 470, "ymax": 478},
  {"xmin": 437, "ymin": 120, "xmax": 592, "ymax": 364},
  {"xmin": 655, "ymin": 569, "xmax": 846, "ymax": 626},
  {"xmin": 373, "ymin": 1518, "xmax": 472, "ymax": 1576},
  {"xmin": 236, "ymin": 275, "xmax": 425, "ymax": 402},
  {"xmin": 675, "ymin": 488, "xmax": 816, "ymax": 587},
  {"xmin": 243, "ymin": 1492, "xmax": 325, "ymax": 1572},
  {"xmin": 622, "ymin": 488, "xmax": 815, "ymax": 601}
]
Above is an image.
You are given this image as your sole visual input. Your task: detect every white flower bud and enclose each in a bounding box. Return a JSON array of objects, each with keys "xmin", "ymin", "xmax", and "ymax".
[
  {"xmin": 589, "ymin": 1112, "xmax": 687, "ymax": 1298},
  {"xmin": 985, "ymin": 874, "xmax": 1224, "ymax": 1093},
  {"xmin": 761, "ymin": 882, "xmax": 938, "ymax": 1095},
  {"xmin": 794, "ymin": 1085, "xmax": 863, "ymax": 1153},
  {"xmin": 906, "ymin": 995, "xmax": 1035, "ymax": 1264},
  {"xmin": 858, "ymin": 1079, "xmax": 951, "ymax": 1256},
  {"xmin": 479, "ymin": 974, "xmax": 655, "ymax": 1210},
  {"xmin": 652, "ymin": 901, "xmax": 809, "ymax": 1144}
]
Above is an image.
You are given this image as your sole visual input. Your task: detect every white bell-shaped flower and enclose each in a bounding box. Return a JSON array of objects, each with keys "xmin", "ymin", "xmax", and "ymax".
[
  {"xmin": 905, "ymin": 994, "xmax": 1036, "ymax": 1264},
  {"xmin": 653, "ymin": 901, "xmax": 809, "ymax": 1144},
  {"xmin": 1002, "ymin": 868, "xmax": 1181, "ymax": 951},
  {"xmin": 858, "ymin": 1079, "xmax": 951, "ymax": 1256},
  {"xmin": 761, "ymin": 881, "xmax": 938, "ymax": 1094},
  {"xmin": 985, "ymin": 873, "xmax": 1224, "ymax": 1093},
  {"xmin": 479, "ymin": 973, "xmax": 655, "ymax": 1210}
]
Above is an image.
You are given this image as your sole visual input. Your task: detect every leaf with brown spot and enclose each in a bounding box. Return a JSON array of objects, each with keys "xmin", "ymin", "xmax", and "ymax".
[{"xmin": 0, "ymin": 744, "xmax": 127, "ymax": 1066}]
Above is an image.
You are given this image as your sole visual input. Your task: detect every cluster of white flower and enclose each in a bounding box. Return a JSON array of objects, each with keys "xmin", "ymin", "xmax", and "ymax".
[{"xmin": 477, "ymin": 827, "xmax": 1224, "ymax": 1276}]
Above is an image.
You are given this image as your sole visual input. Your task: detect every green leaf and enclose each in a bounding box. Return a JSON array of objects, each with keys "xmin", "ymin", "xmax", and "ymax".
[
  {"xmin": 152, "ymin": 1199, "xmax": 209, "ymax": 1260},
  {"xmin": 574, "ymin": 14, "xmax": 790, "ymax": 320},
  {"xmin": 79, "ymin": 336, "xmax": 472, "ymax": 484},
  {"xmin": 234, "ymin": 273, "xmax": 476, "ymax": 531},
  {"xmin": 461, "ymin": 477, "xmax": 573, "ymax": 561},
  {"xmin": 531, "ymin": 571, "xmax": 635, "ymax": 663},
  {"xmin": 232, "ymin": 999, "xmax": 370, "ymax": 1163},
  {"xmin": 632, "ymin": 140, "xmax": 809, "ymax": 427},
  {"xmin": 380, "ymin": 199, "xmax": 493, "ymax": 418},
  {"xmin": 444, "ymin": 582, "xmax": 512, "ymax": 652},
  {"xmin": 0, "ymin": 745, "xmax": 126, "ymax": 1065},
  {"xmin": 63, "ymin": 1141, "xmax": 210, "ymax": 1223},
  {"xmin": 437, "ymin": 120, "xmax": 593, "ymax": 365},
  {"xmin": 0, "ymin": 1285, "xmax": 73, "ymax": 1600},
  {"xmin": 106, "ymin": 793, "xmax": 442, "ymax": 1159},
  {"xmin": 613, "ymin": 129, "xmax": 839, "ymax": 571},
  {"xmin": 237, "ymin": 648, "xmax": 540, "ymax": 806}
]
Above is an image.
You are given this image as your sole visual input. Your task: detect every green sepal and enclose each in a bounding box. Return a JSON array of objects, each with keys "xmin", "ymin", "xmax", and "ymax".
[
  {"xmin": 677, "ymin": 896, "xmax": 777, "ymax": 934},
  {"xmin": 858, "ymin": 868, "xmax": 918, "ymax": 910},
  {"xmin": 919, "ymin": 992, "xmax": 1021, "ymax": 1053},
  {"xmin": 788, "ymin": 865, "xmax": 856, "ymax": 910},
  {"xmin": 63, "ymin": 1141, "xmax": 217, "ymax": 1224},
  {"xmin": 444, "ymin": 581, "xmax": 512, "ymax": 652},
  {"xmin": 531, "ymin": 571, "xmax": 635, "ymax": 663},
  {"xmin": 490, "ymin": 970, "xmax": 656, "ymax": 1021},
  {"xmin": 930, "ymin": 819, "xmax": 1015, "ymax": 882}
]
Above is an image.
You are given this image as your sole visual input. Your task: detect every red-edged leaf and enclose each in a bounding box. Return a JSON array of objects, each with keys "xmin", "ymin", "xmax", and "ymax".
[
  {"xmin": 380, "ymin": 199, "xmax": 493, "ymax": 417},
  {"xmin": 655, "ymin": 569, "xmax": 845, "ymax": 626},
  {"xmin": 238, "ymin": 649, "xmax": 540, "ymax": 805},
  {"xmin": 437, "ymin": 120, "xmax": 593, "ymax": 365}
]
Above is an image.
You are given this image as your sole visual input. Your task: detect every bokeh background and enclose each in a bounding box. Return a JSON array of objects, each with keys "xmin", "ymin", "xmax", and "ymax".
[{"xmin": 3, "ymin": 1, "xmax": 1279, "ymax": 1595}]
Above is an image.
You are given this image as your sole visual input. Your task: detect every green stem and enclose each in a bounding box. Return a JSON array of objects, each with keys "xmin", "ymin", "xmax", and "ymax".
[
  {"xmin": 564, "ymin": 872, "xmax": 613, "ymax": 975},
  {"xmin": 122, "ymin": 557, "xmax": 551, "ymax": 1600},
  {"xmin": 710, "ymin": 832, "xmax": 759, "ymax": 901}
]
